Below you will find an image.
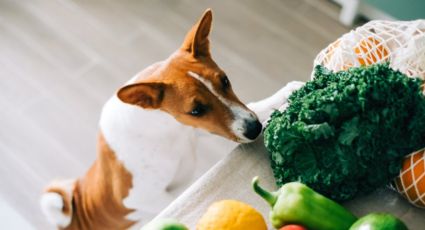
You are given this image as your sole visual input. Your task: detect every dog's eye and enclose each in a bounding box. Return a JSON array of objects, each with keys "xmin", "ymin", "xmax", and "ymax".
[
  {"xmin": 221, "ymin": 75, "xmax": 230, "ymax": 90},
  {"xmin": 189, "ymin": 103, "xmax": 208, "ymax": 117}
]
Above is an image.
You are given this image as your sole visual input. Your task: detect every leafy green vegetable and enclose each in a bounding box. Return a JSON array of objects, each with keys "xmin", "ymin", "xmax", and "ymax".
[{"xmin": 264, "ymin": 63, "xmax": 425, "ymax": 201}]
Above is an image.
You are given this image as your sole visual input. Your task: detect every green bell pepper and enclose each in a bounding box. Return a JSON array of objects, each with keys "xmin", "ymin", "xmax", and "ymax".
[
  {"xmin": 349, "ymin": 213, "xmax": 408, "ymax": 230},
  {"xmin": 140, "ymin": 218, "xmax": 188, "ymax": 230},
  {"xmin": 252, "ymin": 177, "xmax": 357, "ymax": 230}
]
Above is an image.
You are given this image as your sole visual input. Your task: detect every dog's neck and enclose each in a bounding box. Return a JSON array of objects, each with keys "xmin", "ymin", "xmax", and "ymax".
[
  {"xmin": 98, "ymin": 74, "xmax": 199, "ymax": 221},
  {"xmin": 99, "ymin": 95, "xmax": 197, "ymax": 183}
]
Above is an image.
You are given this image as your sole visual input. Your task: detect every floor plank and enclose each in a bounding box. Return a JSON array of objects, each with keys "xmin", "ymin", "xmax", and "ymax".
[{"xmin": 0, "ymin": 0, "xmax": 349, "ymax": 228}]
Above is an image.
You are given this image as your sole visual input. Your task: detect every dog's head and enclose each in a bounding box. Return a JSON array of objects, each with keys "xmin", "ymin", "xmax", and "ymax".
[{"xmin": 117, "ymin": 9, "xmax": 261, "ymax": 143}]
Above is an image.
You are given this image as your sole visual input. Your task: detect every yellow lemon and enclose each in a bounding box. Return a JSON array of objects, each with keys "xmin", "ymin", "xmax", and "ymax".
[{"xmin": 196, "ymin": 200, "xmax": 267, "ymax": 230}]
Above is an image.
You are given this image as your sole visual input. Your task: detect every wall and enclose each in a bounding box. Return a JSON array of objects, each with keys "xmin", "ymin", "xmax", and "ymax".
[{"xmin": 363, "ymin": 0, "xmax": 425, "ymax": 20}]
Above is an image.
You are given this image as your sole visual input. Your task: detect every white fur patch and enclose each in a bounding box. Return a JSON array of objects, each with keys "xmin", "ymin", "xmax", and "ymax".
[
  {"xmin": 40, "ymin": 193, "xmax": 71, "ymax": 228},
  {"xmin": 100, "ymin": 94, "xmax": 198, "ymax": 222},
  {"xmin": 187, "ymin": 71, "xmax": 257, "ymax": 142}
]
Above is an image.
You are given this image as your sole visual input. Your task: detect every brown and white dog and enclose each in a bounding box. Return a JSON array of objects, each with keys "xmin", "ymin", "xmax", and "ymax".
[{"xmin": 40, "ymin": 9, "xmax": 304, "ymax": 230}]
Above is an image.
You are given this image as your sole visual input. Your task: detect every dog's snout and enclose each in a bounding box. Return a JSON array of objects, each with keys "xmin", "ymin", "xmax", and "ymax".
[{"xmin": 243, "ymin": 119, "xmax": 262, "ymax": 140}]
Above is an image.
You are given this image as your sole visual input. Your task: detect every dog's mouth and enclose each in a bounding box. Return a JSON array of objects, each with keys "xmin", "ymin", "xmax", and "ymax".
[{"xmin": 236, "ymin": 137, "xmax": 257, "ymax": 144}]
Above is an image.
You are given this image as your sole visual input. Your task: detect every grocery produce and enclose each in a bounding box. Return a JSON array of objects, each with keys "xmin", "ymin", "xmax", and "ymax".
[
  {"xmin": 264, "ymin": 63, "xmax": 425, "ymax": 201},
  {"xmin": 354, "ymin": 37, "xmax": 389, "ymax": 66},
  {"xmin": 252, "ymin": 177, "xmax": 357, "ymax": 230},
  {"xmin": 312, "ymin": 20, "xmax": 425, "ymax": 207},
  {"xmin": 196, "ymin": 199, "xmax": 267, "ymax": 230},
  {"xmin": 313, "ymin": 20, "xmax": 425, "ymax": 80},
  {"xmin": 279, "ymin": 225, "xmax": 307, "ymax": 230},
  {"xmin": 394, "ymin": 148, "xmax": 425, "ymax": 208},
  {"xmin": 349, "ymin": 213, "xmax": 408, "ymax": 230},
  {"xmin": 140, "ymin": 218, "xmax": 188, "ymax": 230}
]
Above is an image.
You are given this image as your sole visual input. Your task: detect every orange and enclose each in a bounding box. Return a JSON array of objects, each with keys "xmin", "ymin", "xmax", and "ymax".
[
  {"xmin": 394, "ymin": 149, "xmax": 425, "ymax": 208},
  {"xmin": 354, "ymin": 36, "xmax": 389, "ymax": 66}
]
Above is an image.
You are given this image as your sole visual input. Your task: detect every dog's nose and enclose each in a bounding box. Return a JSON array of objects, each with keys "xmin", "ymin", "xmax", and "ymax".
[{"xmin": 243, "ymin": 120, "xmax": 262, "ymax": 140}]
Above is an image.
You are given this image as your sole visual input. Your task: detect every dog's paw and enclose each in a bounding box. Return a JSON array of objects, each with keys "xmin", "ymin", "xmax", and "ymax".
[
  {"xmin": 274, "ymin": 81, "xmax": 304, "ymax": 111},
  {"xmin": 275, "ymin": 81, "xmax": 305, "ymax": 102},
  {"xmin": 248, "ymin": 81, "xmax": 305, "ymax": 125}
]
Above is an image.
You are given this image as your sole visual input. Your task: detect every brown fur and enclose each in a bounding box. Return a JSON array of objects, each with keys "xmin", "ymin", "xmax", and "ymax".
[{"xmin": 47, "ymin": 133, "xmax": 135, "ymax": 230}]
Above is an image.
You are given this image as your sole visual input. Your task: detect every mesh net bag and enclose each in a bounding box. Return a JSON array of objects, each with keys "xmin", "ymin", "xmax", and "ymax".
[
  {"xmin": 312, "ymin": 20, "xmax": 425, "ymax": 80},
  {"xmin": 312, "ymin": 20, "xmax": 425, "ymax": 208}
]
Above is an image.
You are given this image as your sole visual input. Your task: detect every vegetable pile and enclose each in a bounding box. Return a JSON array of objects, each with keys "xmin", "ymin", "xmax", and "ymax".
[
  {"xmin": 252, "ymin": 177, "xmax": 357, "ymax": 230},
  {"xmin": 253, "ymin": 176, "xmax": 409, "ymax": 230},
  {"xmin": 142, "ymin": 177, "xmax": 410, "ymax": 230},
  {"xmin": 264, "ymin": 63, "xmax": 425, "ymax": 201}
]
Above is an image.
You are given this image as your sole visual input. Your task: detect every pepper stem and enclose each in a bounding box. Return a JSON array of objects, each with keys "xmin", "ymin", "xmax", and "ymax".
[{"xmin": 252, "ymin": 176, "xmax": 278, "ymax": 207}]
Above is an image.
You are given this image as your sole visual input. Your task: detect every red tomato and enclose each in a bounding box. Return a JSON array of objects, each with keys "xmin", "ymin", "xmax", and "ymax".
[{"xmin": 279, "ymin": 225, "xmax": 308, "ymax": 230}]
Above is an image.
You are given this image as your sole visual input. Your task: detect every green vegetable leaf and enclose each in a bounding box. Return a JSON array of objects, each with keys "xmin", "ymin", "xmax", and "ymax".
[
  {"xmin": 264, "ymin": 63, "xmax": 425, "ymax": 201},
  {"xmin": 338, "ymin": 117, "xmax": 360, "ymax": 145}
]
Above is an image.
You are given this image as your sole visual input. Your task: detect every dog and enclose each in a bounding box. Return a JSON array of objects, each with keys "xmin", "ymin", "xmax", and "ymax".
[{"xmin": 40, "ymin": 9, "xmax": 304, "ymax": 230}]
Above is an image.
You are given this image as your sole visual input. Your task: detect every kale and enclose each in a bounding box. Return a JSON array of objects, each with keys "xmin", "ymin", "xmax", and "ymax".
[{"xmin": 264, "ymin": 63, "xmax": 425, "ymax": 201}]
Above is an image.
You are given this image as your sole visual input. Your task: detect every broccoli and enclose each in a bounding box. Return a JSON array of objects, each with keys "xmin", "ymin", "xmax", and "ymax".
[{"xmin": 264, "ymin": 63, "xmax": 425, "ymax": 201}]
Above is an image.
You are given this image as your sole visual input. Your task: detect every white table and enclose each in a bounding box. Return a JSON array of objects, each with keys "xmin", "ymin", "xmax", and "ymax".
[{"xmin": 156, "ymin": 138, "xmax": 425, "ymax": 229}]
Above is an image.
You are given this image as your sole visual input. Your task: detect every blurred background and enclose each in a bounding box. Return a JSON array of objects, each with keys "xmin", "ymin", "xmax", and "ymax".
[{"xmin": 0, "ymin": 0, "xmax": 423, "ymax": 229}]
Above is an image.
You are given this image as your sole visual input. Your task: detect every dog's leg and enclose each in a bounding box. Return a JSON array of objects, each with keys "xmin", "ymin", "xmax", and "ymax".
[
  {"xmin": 248, "ymin": 81, "xmax": 305, "ymax": 124},
  {"xmin": 165, "ymin": 130, "xmax": 198, "ymax": 193}
]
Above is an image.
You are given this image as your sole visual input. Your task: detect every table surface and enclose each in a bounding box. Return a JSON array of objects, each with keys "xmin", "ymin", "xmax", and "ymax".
[{"xmin": 156, "ymin": 138, "xmax": 425, "ymax": 230}]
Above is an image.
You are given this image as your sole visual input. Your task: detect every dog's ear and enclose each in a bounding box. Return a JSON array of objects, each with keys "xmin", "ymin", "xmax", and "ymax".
[
  {"xmin": 181, "ymin": 9, "xmax": 212, "ymax": 57},
  {"xmin": 117, "ymin": 82, "xmax": 166, "ymax": 109}
]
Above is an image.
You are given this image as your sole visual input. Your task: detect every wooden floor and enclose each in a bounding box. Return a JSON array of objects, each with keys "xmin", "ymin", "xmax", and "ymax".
[{"xmin": 0, "ymin": 0, "xmax": 349, "ymax": 228}]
